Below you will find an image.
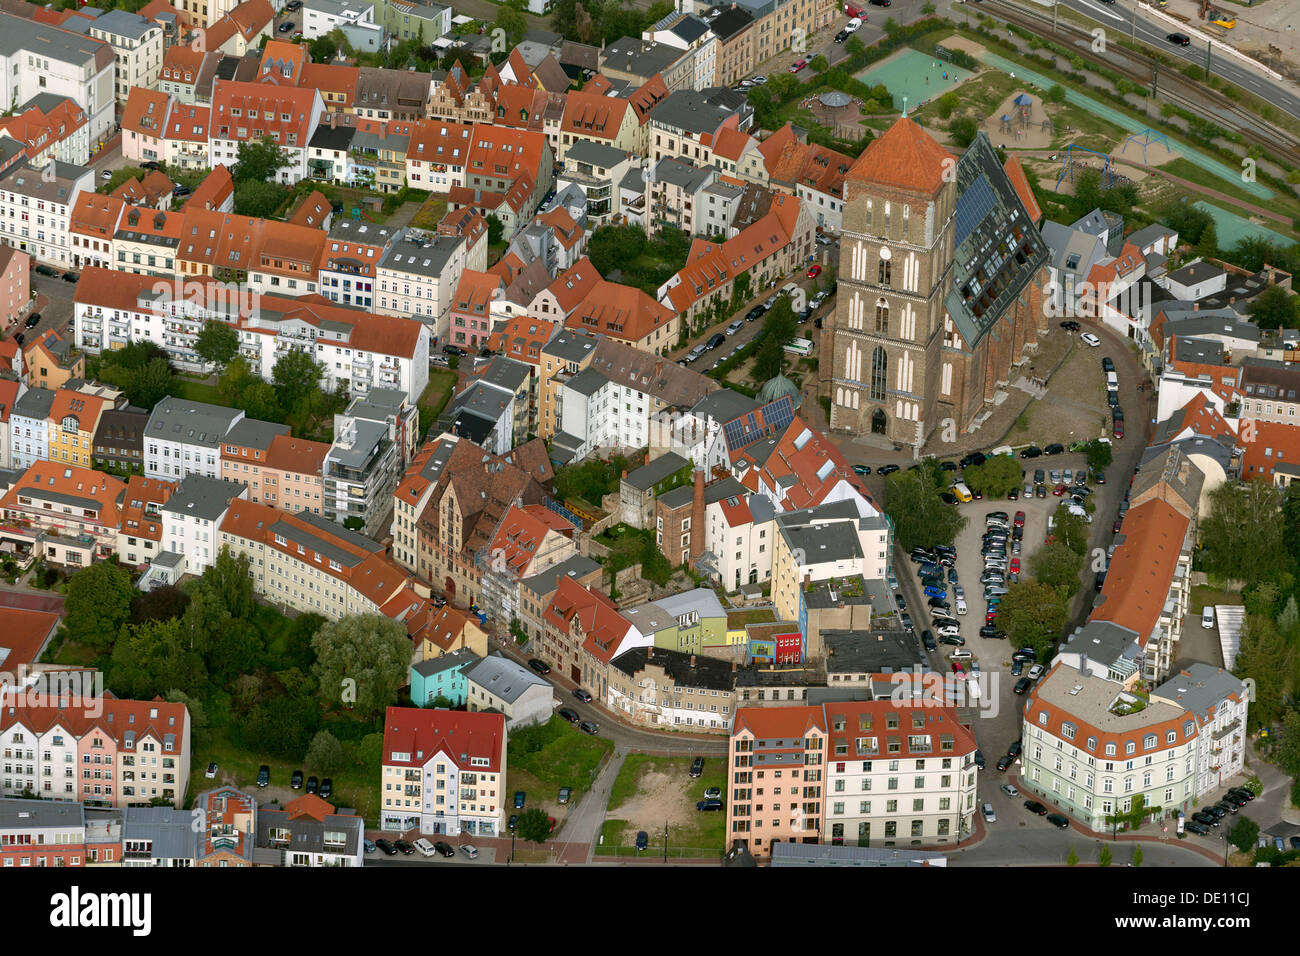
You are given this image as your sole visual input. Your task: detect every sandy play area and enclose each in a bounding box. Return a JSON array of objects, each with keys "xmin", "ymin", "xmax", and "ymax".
[
  {"xmin": 984, "ymin": 90, "xmax": 1055, "ymax": 150},
  {"xmin": 1113, "ymin": 131, "xmax": 1182, "ymax": 168}
]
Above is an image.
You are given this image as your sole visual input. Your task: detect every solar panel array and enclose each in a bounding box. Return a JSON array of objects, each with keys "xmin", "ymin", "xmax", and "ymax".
[
  {"xmin": 722, "ymin": 396, "xmax": 795, "ymax": 453},
  {"xmin": 954, "ymin": 173, "xmax": 997, "ymax": 247}
]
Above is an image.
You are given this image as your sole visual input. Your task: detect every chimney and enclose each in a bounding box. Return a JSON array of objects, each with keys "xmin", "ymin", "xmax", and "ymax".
[
  {"xmin": 689, "ymin": 468, "xmax": 705, "ymax": 563},
  {"xmin": 731, "ymin": 660, "xmax": 737, "ymax": 672},
  {"xmin": 647, "ymin": 646, "xmax": 653, "ymax": 659},
  {"xmin": 690, "ymin": 654, "xmax": 696, "ymax": 667}
]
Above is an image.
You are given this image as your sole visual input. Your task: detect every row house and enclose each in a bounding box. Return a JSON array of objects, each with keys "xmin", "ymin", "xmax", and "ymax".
[
  {"xmin": 46, "ymin": 387, "xmax": 111, "ymax": 469},
  {"xmin": 73, "ymin": 268, "xmax": 430, "ymax": 402},
  {"xmin": 319, "ymin": 218, "xmax": 396, "ymax": 311},
  {"xmin": 404, "ymin": 120, "xmax": 473, "ymax": 193},
  {"xmin": 0, "ymin": 12, "xmax": 116, "ymax": 143},
  {"xmin": 161, "ymin": 101, "xmax": 212, "ymax": 171},
  {"xmin": 380, "ymin": 707, "xmax": 507, "ymax": 837},
  {"xmin": 375, "ymin": 230, "xmax": 467, "ymax": 340},
  {"xmin": 0, "ymin": 378, "xmax": 23, "ymax": 469},
  {"xmin": 545, "ymin": 574, "xmax": 638, "ymax": 687},
  {"xmin": 707, "ymin": 4, "xmax": 757, "ymax": 88},
  {"xmin": 478, "ymin": 502, "xmax": 578, "ymax": 629},
  {"xmin": 69, "ymin": 193, "xmax": 124, "ymax": 271},
  {"xmin": 0, "ymin": 96, "xmax": 90, "ymax": 168},
  {"xmin": 223, "ymin": 426, "xmax": 330, "ymax": 517},
  {"xmin": 428, "ymin": 62, "xmax": 494, "ymax": 126},
  {"xmin": 142, "ymin": 396, "xmax": 244, "ymax": 482},
  {"xmin": 604, "ymin": 644, "xmax": 738, "ymax": 732},
  {"xmin": 557, "ymin": 89, "xmax": 640, "ymax": 163},
  {"xmin": 0, "ymin": 461, "xmax": 125, "ymax": 566},
  {"xmin": 0, "ymin": 160, "xmax": 95, "ymax": 268},
  {"xmin": 209, "ymin": 81, "xmax": 324, "ymax": 184},
  {"xmin": 758, "ymin": 124, "xmax": 852, "ymax": 234},
  {"xmin": 1152, "ymin": 663, "xmax": 1250, "ymax": 798},
  {"xmin": 0, "ymin": 798, "xmax": 89, "ymax": 868},
  {"xmin": 448, "ymin": 269, "xmax": 502, "ymax": 352},
  {"xmin": 516, "ymin": 553, "xmax": 603, "ymax": 649},
  {"xmin": 87, "ymin": 9, "xmax": 165, "ymax": 105},
  {"xmin": 437, "ymin": 355, "xmax": 532, "ymax": 455},
  {"xmin": 23, "ymin": 334, "xmax": 87, "ymax": 389},
  {"xmin": 644, "ymin": 11, "xmax": 717, "ymax": 92},
  {"xmin": 159, "ymin": 473, "xmax": 248, "ymax": 576},
  {"xmin": 116, "ymin": 474, "xmax": 174, "ymax": 568},
  {"xmin": 254, "ymin": 793, "xmax": 366, "ymax": 867},
  {"xmin": 646, "ymin": 88, "xmax": 748, "ymax": 167},
  {"xmin": 0, "ymin": 695, "xmax": 191, "ymax": 808}
]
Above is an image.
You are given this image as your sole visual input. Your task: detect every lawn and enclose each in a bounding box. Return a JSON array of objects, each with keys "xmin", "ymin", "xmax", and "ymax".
[
  {"xmin": 409, "ymin": 195, "xmax": 448, "ymax": 230},
  {"xmin": 418, "ymin": 368, "xmax": 457, "ymax": 435},
  {"xmin": 1190, "ymin": 584, "xmax": 1244, "ymax": 614},
  {"xmin": 172, "ymin": 375, "xmax": 224, "ymax": 406},
  {"xmin": 726, "ymin": 607, "xmax": 776, "ymax": 628},
  {"xmin": 506, "ymin": 716, "xmax": 614, "ymax": 798}
]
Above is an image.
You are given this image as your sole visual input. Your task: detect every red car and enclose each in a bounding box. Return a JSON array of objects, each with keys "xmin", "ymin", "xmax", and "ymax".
[
  {"xmin": 789, "ymin": 58, "xmax": 807, "ymax": 73},
  {"xmin": 951, "ymin": 661, "xmax": 965, "ymax": 674},
  {"xmin": 1053, "ymin": 483, "xmax": 1068, "ymax": 496},
  {"xmin": 1113, "ymin": 419, "xmax": 1125, "ymax": 439},
  {"xmin": 985, "ymin": 610, "xmax": 999, "ymax": 623},
  {"xmin": 1009, "ymin": 558, "xmax": 1020, "ymax": 574},
  {"xmin": 1014, "ymin": 511, "xmax": 1026, "ymax": 527},
  {"xmin": 1113, "ymin": 518, "xmax": 1123, "ymax": 533},
  {"xmin": 807, "ymin": 265, "xmax": 822, "ymax": 278}
]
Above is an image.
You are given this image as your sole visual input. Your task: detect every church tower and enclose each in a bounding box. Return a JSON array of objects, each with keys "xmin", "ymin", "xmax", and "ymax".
[{"xmin": 824, "ymin": 117, "xmax": 958, "ymax": 448}]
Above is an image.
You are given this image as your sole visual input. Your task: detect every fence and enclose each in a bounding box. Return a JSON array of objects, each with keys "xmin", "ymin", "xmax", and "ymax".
[{"xmin": 594, "ymin": 845, "xmax": 721, "ymax": 860}]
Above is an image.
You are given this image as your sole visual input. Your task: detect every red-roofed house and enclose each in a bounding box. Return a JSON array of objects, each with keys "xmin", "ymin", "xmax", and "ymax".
[
  {"xmin": 0, "ymin": 97, "xmax": 90, "ymax": 167},
  {"xmin": 209, "ymin": 80, "xmax": 324, "ymax": 183},
  {"xmin": 727, "ymin": 705, "xmax": 827, "ymax": 856},
  {"xmin": 758, "ymin": 125, "xmax": 853, "ymax": 233},
  {"xmin": 486, "ymin": 314, "xmax": 557, "ymax": 366},
  {"xmin": 558, "ymin": 90, "xmax": 639, "ymax": 161},
  {"xmin": 1239, "ymin": 419, "xmax": 1300, "ymax": 487},
  {"xmin": 542, "ymin": 575, "xmax": 636, "ymax": 684},
  {"xmin": 381, "ymin": 706, "xmax": 507, "ymax": 834},
  {"xmin": 121, "ymin": 86, "xmax": 171, "ymax": 166}
]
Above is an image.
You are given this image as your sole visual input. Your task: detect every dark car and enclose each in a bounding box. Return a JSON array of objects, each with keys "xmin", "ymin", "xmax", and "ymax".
[
  {"xmin": 927, "ymin": 599, "xmax": 950, "ymax": 612},
  {"xmin": 291, "ymin": 769, "xmax": 303, "ymax": 789},
  {"xmin": 996, "ymin": 755, "xmax": 1013, "ymax": 771},
  {"xmin": 745, "ymin": 305, "xmax": 765, "ymax": 321},
  {"xmin": 690, "ymin": 757, "xmax": 705, "ymax": 778},
  {"xmin": 434, "ymin": 841, "xmax": 456, "ymax": 858},
  {"xmin": 34, "ymin": 264, "xmax": 58, "ymax": 277},
  {"xmin": 939, "ymin": 634, "xmax": 965, "ymax": 646},
  {"xmin": 394, "ymin": 839, "xmax": 415, "ymax": 855},
  {"xmin": 1024, "ymin": 800, "xmax": 1048, "ymax": 816},
  {"xmin": 1043, "ymin": 443, "xmax": 1065, "ymax": 455},
  {"xmin": 973, "ymin": 749, "xmax": 985, "ymax": 769},
  {"xmin": 706, "ymin": 333, "xmax": 726, "ymax": 350},
  {"xmin": 1102, "ymin": 356, "xmax": 1115, "ymax": 373},
  {"xmin": 1013, "ymin": 647, "xmax": 1036, "ymax": 662},
  {"xmin": 1059, "ymin": 320, "xmax": 1081, "ymax": 331},
  {"xmin": 877, "ymin": 464, "xmax": 899, "ymax": 476},
  {"xmin": 852, "ymin": 464, "xmax": 871, "ymax": 476},
  {"xmin": 1019, "ymin": 445, "xmax": 1042, "ymax": 459},
  {"xmin": 1221, "ymin": 792, "xmax": 1248, "ymax": 808},
  {"xmin": 834, "ymin": 29, "xmax": 849, "ymax": 42},
  {"xmin": 508, "ymin": 814, "xmax": 519, "ymax": 831},
  {"xmin": 514, "ymin": 790, "xmax": 526, "ymax": 809},
  {"xmin": 978, "ymin": 625, "xmax": 1001, "ymax": 639},
  {"xmin": 1213, "ymin": 801, "xmax": 1239, "ymax": 816},
  {"xmin": 1007, "ymin": 741, "xmax": 1022, "ymax": 760},
  {"xmin": 1046, "ymin": 813, "xmax": 1070, "ymax": 829},
  {"xmin": 256, "ymin": 765, "xmax": 270, "ymax": 787},
  {"xmin": 1228, "ymin": 787, "xmax": 1254, "ymax": 802},
  {"xmin": 278, "ymin": 20, "xmax": 295, "ymax": 32},
  {"xmin": 921, "ymin": 631, "xmax": 938, "ymax": 650},
  {"xmin": 306, "ymin": 775, "xmax": 319, "ymax": 794},
  {"xmin": 375, "ymin": 838, "xmax": 398, "ymax": 855},
  {"xmin": 24, "ymin": 312, "xmax": 41, "ymax": 328},
  {"xmin": 1192, "ymin": 810, "xmax": 1220, "ymax": 827},
  {"xmin": 940, "ymin": 492, "xmax": 959, "ymax": 505},
  {"xmin": 1010, "ymin": 659, "xmax": 1024, "ymax": 676},
  {"xmin": 286, "ymin": 0, "xmax": 303, "ymax": 8},
  {"xmin": 696, "ymin": 799, "xmax": 723, "ymax": 811},
  {"xmin": 319, "ymin": 778, "xmax": 333, "ymax": 799},
  {"xmin": 1167, "ymin": 31, "xmax": 1191, "ymax": 46},
  {"xmin": 1035, "ymin": 484, "xmax": 1046, "ymax": 498},
  {"xmin": 573, "ymin": 687, "xmax": 593, "ymax": 703},
  {"xmin": 527, "ymin": 658, "xmax": 551, "ymax": 675},
  {"xmin": 1183, "ymin": 820, "xmax": 1210, "ymax": 836},
  {"xmin": 1203, "ymin": 804, "xmax": 1227, "ymax": 819},
  {"xmin": 578, "ymin": 720, "xmax": 599, "ymax": 735},
  {"xmin": 61, "ymin": 272, "xmax": 78, "ymax": 283},
  {"xmin": 869, "ymin": 0, "xmax": 891, "ymax": 5},
  {"xmin": 636, "ymin": 830, "xmax": 649, "ymax": 850},
  {"xmin": 1014, "ymin": 677, "xmax": 1032, "ymax": 695},
  {"xmin": 558, "ymin": 707, "xmax": 580, "ymax": 723}
]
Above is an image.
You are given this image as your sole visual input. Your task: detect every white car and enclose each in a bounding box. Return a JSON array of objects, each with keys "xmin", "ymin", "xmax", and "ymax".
[
  {"xmin": 1202, "ymin": 606, "xmax": 1216, "ymax": 629},
  {"xmin": 982, "ymin": 803, "xmax": 996, "ymax": 823},
  {"xmin": 101, "ymin": 169, "xmax": 113, "ymax": 181},
  {"xmin": 1000, "ymin": 783, "xmax": 1019, "ymax": 797},
  {"xmin": 751, "ymin": 74, "xmax": 768, "ymax": 85},
  {"xmin": 412, "ymin": 838, "xmax": 437, "ymax": 857},
  {"xmin": 1080, "ymin": 332, "xmax": 1101, "ymax": 347},
  {"xmin": 845, "ymin": 16, "xmax": 863, "ymax": 32},
  {"xmin": 780, "ymin": 282, "xmax": 799, "ymax": 296},
  {"xmin": 1027, "ymin": 663, "xmax": 1045, "ymax": 680}
]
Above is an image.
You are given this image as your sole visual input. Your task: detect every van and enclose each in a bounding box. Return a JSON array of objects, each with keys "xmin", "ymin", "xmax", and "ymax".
[
  {"xmin": 1202, "ymin": 606, "xmax": 1216, "ymax": 629},
  {"xmin": 952, "ymin": 482, "xmax": 973, "ymax": 503},
  {"xmin": 1106, "ymin": 371, "xmax": 1119, "ymax": 389},
  {"xmin": 984, "ymin": 585, "xmax": 1009, "ymax": 598},
  {"xmin": 782, "ymin": 337, "xmax": 814, "ymax": 356},
  {"xmin": 413, "ymin": 838, "xmax": 437, "ymax": 857},
  {"xmin": 966, "ymin": 677, "xmax": 982, "ymax": 701},
  {"xmin": 956, "ymin": 598, "xmax": 968, "ymax": 616},
  {"xmin": 949, "ymin": 649, "xmax": 972, "ymax": 661}
]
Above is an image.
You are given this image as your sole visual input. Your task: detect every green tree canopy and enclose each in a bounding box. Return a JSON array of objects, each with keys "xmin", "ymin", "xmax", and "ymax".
[
  {"xmin": 108, "ymin": 618, "xmax": 208, "ymax": 700},
  {"xmin": 1228, "ymin": 815, "xmax": 1259, "ymax": 853},
  {"xmin": 311, "ymin": 615, "xmax": 412, "ymax": 720},
  {"xmin": 996, "ymin": 581, "xmax": 1068, "ymax": 661},
  {"xmin": 306, "ymin": 729, "xmax": 346, "ymax": 775},
  {"xmin": 884, "ymin": 469, "xmax": 969, "ymax": 552},
  {"xmin": 63, "ymin": 561, "xmax": 134, "ymax": 650},
  {"xmin": 1052, "ymin": 502, "xmax": 1091, "ymax": 556},
  {"xmin": 1083, "ymin": 439, "xmax": 1113, "ymax": 472},
  {"xmin": 948, "ymin": 116, "xmax": 978, "ymax": 148},
  {"xmin": 272, "ymin": 348, "xmax": 325, "ymax": 409},
  {"xmin": 1030, "ymin": 540, "xmax": 1085, "ymax": 592},
  {"xmin": 1233, "ymin": 614, "xmax": 1290, "ymax": 732},
  {"xmin": 516, "ymin": 807, "xmax": 552, "ymax": 844},
  {"xmin": 961, "ymin": 455, "xmax": 1022, "ymax": 498},
  {"xmin": 233, "ymin": 136, "xmax": 291, "ymax": 184},
  {"xmin": 194, "ymin": 320, "xmax": 240, "ymax": 368},
  {"xmin": 1199, "ymin": 481, "xmax": 1292, "ymax": 586},
  {"xmin": 1247, "ymin": 284, "xmax": 1298, "ymax": 331}
]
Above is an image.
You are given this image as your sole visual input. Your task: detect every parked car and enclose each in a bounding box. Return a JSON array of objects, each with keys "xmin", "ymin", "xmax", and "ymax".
[
  {"xmin": 412, "ymin": 838, "xmax": 436, "ymax": 857},
  {"xmin": 996, "ymin": 755, "xmax": 1013, "ymax": 771},
  {"xmin": 690, "ymin": 757, "xmax": 705, "ymax": 778},
  {"xmin": 395, "ymin": 839, "xmax": 416, "ymax": 855},
  {"xmin": 514, "ymin": 790, "xmax": 526, "ymax": 809},
  {"xmin": 636, "ymin": 830, "xmax": 649, "ymax": 850},
  {"xmin": 375, "ymin": 838, "xmax": 397, "ymax": 855},
  {"xmin": 558, "ymin": 707, "xmax": 580, "ymax": 723},
  {"xmin": 789, "ymin": 58, "xmax": 807, "ymax": 72},
  {"xmin": 319, "ymin": 778, "xmax": 332, "ymax": 799},
  {"xmin": 256, "ymin": 765, "xmax": 270, "ymax": 787},
  {"xmin": 877, "ymin": 463, "xmax": 899, "ymax": 476},
  {"xmin": 973, "ymin": 749, "xmax": 985, "ymax": 769},
  {"xmin": 807, "ymin": 264, "xmax": 822, "ymax": 278},
  {"xmin": 853, "ymin": 464, "xmax": 871, "ymax": 476},
  {"xmin": 527, "ymin": 658, "xmax": 551, "ymax": 675},
  {"xmin": 278, "ymin": 20, "xmax": 295, "ymax": 33},
  {"xmin": 363, "ymin": 838, "xmax": 377, "ymax": 854},
  {"xmin": 703, "ymin": 787, "xmax": 722, "ymax": 799},
  {"xmin": 1046, "ymin": 813, "xmax": 1070, "ymax": 829},
  {"xmin": 204, "ymin": 762, "xmax": 218, "ymax": 778},
  {"xmin": 696, "ymin": 799, "xmax": 724, "ymax": 811},
  {"xmin": 982, "ymin": 803, "xmax": 996, "ymax": 823},
  {"xmin": 433, "ymin": 841, "xmax": 456, "ymax": 857},
  {"xmin": 1019, "ymin": 445, "xmax": 1042, "ymax": 458},
  {"xmin": 1014, "ymin": 677, "xmax": 1032, "ymax": 695},
  {"xmin": 578, "ymin": 720, "xmax": 599, "ymax": 735},
  {"xmin": 572, "ymin": 687, "xmax": 592, "ymax": 703},
  {"xmin": 1080, "ymin": 332, "xmax": 1102, "ymax": 347},
  {"xmin": 1024, "ymin": 800, "xmax": 1048, "ymax": 816},
  {"xmin": 458, "ymin": 844, "xmax": 479, "ymax": 859},
  {"xmin": 558, "ymin": 787, "xmax": 572, "ymax": 804},
  {"xmin": 290, "ymin": 769, "xmax": 303, "ymax": 789},
  {"xmin": 306, "ymin": 775, "xmax": 319, "ymax": 794}
]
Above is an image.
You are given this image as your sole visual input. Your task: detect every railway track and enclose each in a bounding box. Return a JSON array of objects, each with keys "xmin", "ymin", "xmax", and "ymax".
[{"xmin": 976, "ymin": 0, "xmax": 1300, "ymax": 170}]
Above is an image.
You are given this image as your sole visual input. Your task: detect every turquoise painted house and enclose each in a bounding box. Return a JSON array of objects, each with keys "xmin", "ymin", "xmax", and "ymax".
[{"xmin": 409, "ymin": 648, "xmax": 481, "ymax": 706}]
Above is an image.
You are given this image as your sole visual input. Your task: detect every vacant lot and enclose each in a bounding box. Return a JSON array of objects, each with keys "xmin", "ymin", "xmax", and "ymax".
[
  {"xmin": 507, "ymin": 716, "xmax": 613, "ymax": 799},
  {"xmin": 598, "ymin": 755, "xmax": 727, "ymax": 857},
  {"xmin": 1003, "ymin": 336, "xmax": 1112, "ymax": 449}
]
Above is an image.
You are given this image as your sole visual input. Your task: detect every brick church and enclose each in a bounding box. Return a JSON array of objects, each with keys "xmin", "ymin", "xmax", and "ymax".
[{"xmin": 820, "ymin": 117, "xmax": 1050, "ymax": 448}]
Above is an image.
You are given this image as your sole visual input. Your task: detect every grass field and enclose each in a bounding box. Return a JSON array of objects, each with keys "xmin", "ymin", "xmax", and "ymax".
[
  {"xmin": 507, "ymin": 716, "xmax": 614, "ymax": 798},
  {"xmin": 172, "ymin": 375, "xmax": 224, "ymax": 406},
  {"xmin": 418, "ymin": 368, "xmax": 457, "ymax": 434},
  {"xmin": 1190, "ymin": 584, "xmax": 1244, "ymax": 614}
]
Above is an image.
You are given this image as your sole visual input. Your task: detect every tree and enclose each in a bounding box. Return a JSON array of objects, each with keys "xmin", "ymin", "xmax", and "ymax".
[
  {"xmin": 63, "ymin": 561, "xmax": 134, "ymax": 650},
  {"xmin": 751, "ymin": 333, "xmax": 786, "ymax": 381},
  {"xmin": 233, "ymin": 179, "xmax": 286, "ymax": 219},
  {"xmin": 218, "ymin": 354, "xmax": 258, "ymax": 404},
  {"xmin": 272, "ymin": 348, "xmax": 325, "ymax": 409},
  {"xmin": 233, "ymin": 136, "xmax": 290, "ymax": 184},
  {"xmin": 997, "ymin": 581, "xmax": 1068, "ymax": 660},
  {"xmin": 1098, "ymin": 844, "xmax": 1112, "ymax": 867},
  {"xmin": 242, "ymin": 382, "xmax": 284, "ymax": 423},
  {"xmin": 1228, "ymin": 815, "xmax": 1259, "ymax": 853},
  {"xmin": 130, "ymin": 584, "xmax": 190, "ymax": 625},
  {"xmin": 1066, "ymin": 845, "xmax": 1078, "ymax": 866},
  {"xmin": 1131, "ymin": 845, "xmax": 1143, "ymax": 867},
  {"xmin": 809, "ymin": 54, "xmax": 828, "ymax": 73},
  {"xmin": 937, "ymin": 92, "xmax": 959, "ymax": 119},
  {"xmin": 1247, "ymin": 284, "xmax": 1298, "ymax": 331},
  {"xmin": 108, "ymin": 618, "xmax": 208, "ymax": 700},
  {"xmin": 1196, "ymin": 220, "xmax": 1218, "ymax": 258},
  {"xmin": 486, "ymin": 213, "xmax": 504, "ymax": 245},
  {"xmin": 165, "ymin": 689, "xmax": 210, "ymax": 750},
  {"xmin": 588, "ymin": 224, "xmax": 647, "ymax": 275},
  {"xmin": 962, "ymin": 455, "xmax": 1022, "ymax": 498},
  {"xmin": 203, "ymin": 547, "xmax": 256, "ymax": 620},
  {"xmin": 516, "ymin": 807, "xmax": 552, "ymax": 844},
  {"xmin": 1199, "ymin": 481, "xmax": 1292, "ymax": 587},
  {"xmin": 1030, "ymin": 540, "xmax": 1085, "ymax": 592},
  {"xmin": 194, "ymin": 320, "xmax": 240, "ymax": 368},
  {"xmin": 762, "ymin": 295, "xmax": 798, "ymax": 347},
  {"xmin": 884, "ymin": 469, "xmax": 969, "ymax": 552},
  {"xmin": 1233, "ymin": 614, "xmax": 1290, "ymax": 732},
  {"xmin": 356, "ymin": 732, "xmax": 383, "ymax": 771},
  {"xmin": 1083, "ymin": 439, "xmax": 1113, "ymax": 472},
  {"xmin": 306, "ymin": 730, "xmax": 345, "ymax": 775},
  {"xmin": 948, "ymin": 116, "xmax": 978, "ymax": 148},
  {"xmin": 495, "ymin": 5, "xmax": 528, "ymax": 46},
  {"xmin": 204, "ymin": 617, "xmax": 266, "ymax": 682},
  {"xmin": 1278, "ymin": 710, "xmax": 1300, "ymax": 780},
  {"xmin": 311, "ymin": 615, "xmax": 412, "ymax": 720},
  {"xmin": 1052, "ymin": 503, "xmax": 1091, "ymax": 556},
  {"xmin": 309, "ymin": 35, "xmax": 337, "ymax": 62},
  {"xmin": 1046, "ymin": 84, "xmax": 1067, "ymax": 104}
]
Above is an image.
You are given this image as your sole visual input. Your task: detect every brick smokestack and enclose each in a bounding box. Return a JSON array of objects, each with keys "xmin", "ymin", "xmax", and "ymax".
[{"xmin": 690, "ymin": 468, "xmax": 705, "ymax": 563}]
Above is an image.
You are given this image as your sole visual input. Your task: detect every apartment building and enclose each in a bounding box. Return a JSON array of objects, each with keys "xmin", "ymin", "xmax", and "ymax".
[
  {"xmin": 116, "ymin": 474, "xmax": 175, "ymax": 568},
  {"xmin": 0, "ymin": 161, "xmax": 95, "ymax": 268},
  {"xmin": 23, "ymin": 331, "xmax": 84, "ymax": 390},
  {"xmin": 759, "ymin": 124, "xmax": 853, "ymax": 234},
  {"xmin": 647, "ymin": 88, "xmax": 748, "ymax": 167},
  {"xmin": 323, "ymin": 413, "xmax": 398, "ymax": 537},
  {"xmin": 0, "ymin": 696, "xmax": 191, "ymax": 808},
  {"xmin": 88, "ymin": 10, "xmax": 164, "ymax": 104},
  {"xmin": 6, "ymin": 386, "xmax": 53, "ymax": 469},
  {"xmin": 1019, "ymin": 663, "xmax": 1200, "ymax": 832},
  {"xmin": 46, "ymin": 387, "xmax": 111, "ymax": 468},
  {"xmin": 0, "ymin": 461, "xmax": 125, "ymax": 566},
  {"xmin": 254, "ymin": 793, "xmax": 366, "ymax": 867},
  {"xmin": 0, "ymin": 95, "xmax": 91, "ymax": 168},
  {"xmin": 160, "ymin": 473, "xmax": 247, "ymax": 575},
  {"xmin": 726, "ymin": 705, "xmax": 827, "ymax": 858},
  {"xmin": 0, "ymin": 13, "xmax": 116, "ymax": 143},
  {"xmin": 1151, "ymin": 663, "xmax": 1249, "ymax": 798},
  {"xmin": 706, "ymin": 4, "xmax": 756, "ymax": 87},
  {"xmin": 605, "ymin": 645, "xmax": 737, "ymax": 732},
  {"xmin": 320, "ymin": 219, "xmax": 396, "ymax": 310},
  {"xmin": 208, "ymin": 81, "xmax": 324, "ymax": 184},
  {"xmin": 478, "ymin": 501, "xmax": 577, "ymax": 628},
  {"xmin": 0, "ymin": 798, "xmax": 89, "ymax": 867},
  {"xmin": 770, "ymin": 500, "xmax": 891, "ymax": 628},
  {"xmin": 380, "ymin": 707, "xmax": 507, "ymax": 837},
  {"xmin": 375, "ymin": 230, "xmax": 468, "ymax": 338},
  {"xmin": 544, "ymin": 574, "xmax": 637, "ymax": 687},
  {"xmin": 142, "ymin": 396, "xmax": 244, "ymax": 482}
]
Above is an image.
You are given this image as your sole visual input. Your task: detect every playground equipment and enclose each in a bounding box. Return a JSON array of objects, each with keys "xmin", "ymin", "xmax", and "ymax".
[
  {"xmin": 1054, "ymin": 143, "xmax": 1118, "ymax": 191},
  {"xmin": 1120, "ymin": 128, "xmax": 1172, "ymax": 165}
]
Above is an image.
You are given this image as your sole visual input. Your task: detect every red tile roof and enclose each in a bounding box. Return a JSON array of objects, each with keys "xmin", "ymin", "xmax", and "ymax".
[
  {"xmin": 382, "ymin": 706, "xmax": 505, "ymax": 772},
  {"xmin": 846, "ymin": 116, "xmax": 954, "ymax": 194},
  {"xmin": 1239, "ymin": 420, "xmax": 1300, "ymax": 481},
  {"xmin": 1089, "ymin": 498, "xmax": 1190, "ymax": 643}
]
